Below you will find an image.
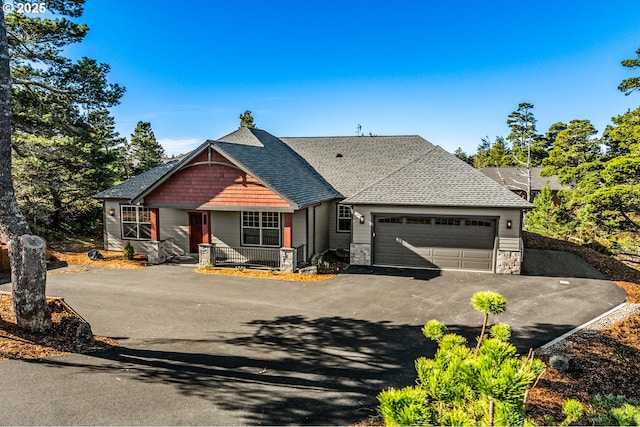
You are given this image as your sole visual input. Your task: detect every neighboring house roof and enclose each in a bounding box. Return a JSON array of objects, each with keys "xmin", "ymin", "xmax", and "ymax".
[
  {"xmin": 93, "ymin": 159, "xmax": 180, "ymax": 200},
  {"xmin": 281, "ymin": 135, "xmax": 435, "ymax": 198},
  {"xmin": 343, "ymin": 146, "xmax": 533, "ymax": 208},
  {"xmin": 479, "ymin": 167, "xmax": 564, "ymax": 192}
]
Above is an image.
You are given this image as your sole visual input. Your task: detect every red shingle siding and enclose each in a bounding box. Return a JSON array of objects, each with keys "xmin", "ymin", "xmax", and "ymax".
[{"xmin": 145, "ymin": 151, "xmax": 290, "ymax": 208}]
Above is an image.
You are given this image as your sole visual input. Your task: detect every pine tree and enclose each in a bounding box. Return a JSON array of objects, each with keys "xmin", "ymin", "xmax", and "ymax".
[
  {"xmin": 618, "ymin": 47, "xmax": 640, "ymax": 95},
  {"xmin": 525, "ymin": 183, "xmax": 559, "ymax": 236},
  {"xmin": 128, "ymin": 121, "xmax": 165, "ymax": 176},
  {"xmin": 239, "ymin": 110, "xmax": 256, "ymax": 128}
]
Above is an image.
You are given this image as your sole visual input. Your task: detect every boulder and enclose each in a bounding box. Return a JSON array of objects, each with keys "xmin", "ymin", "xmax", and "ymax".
[
  {"xmin": 87, "ymin": 249, "xmax": 104, "ymax": 260},
  {"xmin": 298, "ymin": 265, "xmax": 318, "ymax": 275},
  {"xmin": 76, "ymin": 322, "xmax": 95, "ymax": 345},
  {"xmin": 549, "ymin": 354, "xmax": 575, "ymax": 372}
]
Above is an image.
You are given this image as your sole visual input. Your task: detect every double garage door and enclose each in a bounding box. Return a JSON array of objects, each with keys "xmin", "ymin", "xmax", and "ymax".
[{"xmin": 373, "ymin": 215, "xmax": 496, "ymax": 271}]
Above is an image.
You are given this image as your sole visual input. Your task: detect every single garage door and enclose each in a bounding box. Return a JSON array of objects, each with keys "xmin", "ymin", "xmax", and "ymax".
[{"xmin": 373, "ymin": 215, "xmax": 496, "ymax": 271}]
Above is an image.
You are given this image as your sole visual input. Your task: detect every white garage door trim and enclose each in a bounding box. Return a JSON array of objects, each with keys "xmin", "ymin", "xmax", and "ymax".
[{"xmin": 372, "ymin": 214, "xmax": 497, "ymax": 272}]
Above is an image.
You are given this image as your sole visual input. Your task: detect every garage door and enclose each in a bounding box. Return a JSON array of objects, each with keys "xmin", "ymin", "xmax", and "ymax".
[{"xmin": 373, "ymin": 215, "xmax": 496, "ymax": 271}]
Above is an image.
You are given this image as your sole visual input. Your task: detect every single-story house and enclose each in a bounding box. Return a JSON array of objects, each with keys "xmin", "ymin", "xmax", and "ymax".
[
  {"xmin": 94, "ymin": 127, "xmax": 532, "ymax": 273},
  {"xmin": 479, "ymin": 167, "xmax": 564, "ymax": 203}
]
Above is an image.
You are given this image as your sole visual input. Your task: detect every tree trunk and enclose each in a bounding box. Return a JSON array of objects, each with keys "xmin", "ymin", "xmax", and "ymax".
[
  {"xmin": 0, "ymin": 9, "xmax": 51, "ymax": 332},
  {"xmin": 8, "ymin": 235, "xmax": 51, "ymax": 331}
]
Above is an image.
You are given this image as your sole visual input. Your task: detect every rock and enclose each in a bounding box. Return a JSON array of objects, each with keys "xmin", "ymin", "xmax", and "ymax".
[
  {"xmin": 87, "ymin": 249, "xmax": 104, "ymax": 260},
  {"xmin": 310, "ymin": 253, "xmax": 320, "ymax": 266},
  {"xmin": 335, "ymin": 248, "xmax": 349, "ymax": 259},
  {"xmin": 549, "ymin": 354, "xmax": 574, "ymax": 372},
  {"xmin": 298, "ymin": 265, "xmax": 318, "ymax": 275},
  {"xmin": 76, "ymin": 323, "xmax": 95, "ymax": 345}
]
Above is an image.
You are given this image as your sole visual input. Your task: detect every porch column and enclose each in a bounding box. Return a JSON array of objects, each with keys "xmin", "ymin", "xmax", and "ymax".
[
  {"xmin": 283, "ymin": 213, "xmax": 293, "ymax": 249},
  {"xmin": 150, "ymin": 208, "xmax": 160, "ymax": 241}
]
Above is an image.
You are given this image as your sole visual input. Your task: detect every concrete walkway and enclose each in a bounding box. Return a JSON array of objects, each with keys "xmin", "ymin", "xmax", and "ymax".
[{"xmin": 0, "ymin": 259, "xmax": 625, "ymax": 425}]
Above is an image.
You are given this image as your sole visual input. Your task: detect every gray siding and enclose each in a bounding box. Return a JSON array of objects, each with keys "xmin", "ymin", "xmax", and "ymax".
[
  {"xmin": 315, "ymin": 202, "xmax": 331, "ymax": 254},
  {"xmin": 158, "ymin": 208, "xmax": 189, "ymax": 255},
  {"xmin": 211, "ymin": 211, "xmax": 241, "ymax": 248},
  {"xmin": 103, "ymin": 200, "xmax": 153, "ymax": 254},
  {"xmin": 328, "ymin": 201, "xmax": 351, "ymax": 250},
  {"xmin": 292, "ymin": 210, "xmax": 307, "ymax": 261},
  {"xmin": 104, "ymin": 201, "xmax": 191, "ymax": 255}
]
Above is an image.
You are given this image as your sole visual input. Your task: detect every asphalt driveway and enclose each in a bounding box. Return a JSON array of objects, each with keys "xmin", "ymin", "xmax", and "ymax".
[{"xmin": 0, "ymin": 255, "xmax": 625, "ymax": 425}]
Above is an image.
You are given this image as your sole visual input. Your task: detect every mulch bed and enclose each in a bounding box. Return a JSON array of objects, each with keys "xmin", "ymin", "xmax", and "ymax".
[
  {"xmin": 519, "ymin": 232, "xmax": 640, "ymax": 424},
  {"xmin": 195, "ymin": 266, "xmax": 337, "ymax": 282},
  {"xmin": 0, "ymin": 292, "xmax": 116, "ymax": 360}
]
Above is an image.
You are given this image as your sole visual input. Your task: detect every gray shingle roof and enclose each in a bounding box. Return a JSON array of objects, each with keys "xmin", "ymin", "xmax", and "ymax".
[
  {"xmin": 93, "ymin": 160, "xmax": 180, "ymax": 200},
  {"xmin": 479, "ymin": 167, "xmax": 564, "ymax": 192},
  {"xmin": 342, "ymin": 146, "xmax": 533, "ymax": 208},
  {"xmin": 95, "ymin": 129, "xmax": 532, "ymax": 210},
  {"xmin": 212, "ymin": 127, "xmax": 342, "ymax": 207},
  {"xmin": 281, "ymin": 135, "xmax": 435, "ymax": 198}
]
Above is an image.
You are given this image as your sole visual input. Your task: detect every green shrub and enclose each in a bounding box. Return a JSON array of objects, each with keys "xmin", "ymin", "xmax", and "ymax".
[
  {"xmin": 123, "ymin": 241, "xmax": 135, "ymax": 260},
  {"xmin": 378, "ymin": 291, "xmax": 546, "ymax": 426},
  {"xmin": 587, "ymin": 394, "xmax": 640, "ymax": 426}
]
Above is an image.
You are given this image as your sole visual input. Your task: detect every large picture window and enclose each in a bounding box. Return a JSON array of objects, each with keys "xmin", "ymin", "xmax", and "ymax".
[
  {"xmin": 337, "ymin": 204, "xmax": 352, "ymax": 232},
  {"xmin": 121, "ymin": 205, "xmax": 151, "ymax": 240},
  {"xmin": 242, "ymin": 211, "xmax": 280, "ymax": 247}
]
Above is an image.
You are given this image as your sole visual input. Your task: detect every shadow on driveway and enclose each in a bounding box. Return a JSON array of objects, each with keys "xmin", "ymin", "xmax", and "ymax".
[
  {"xmin": 28, "ymin": 315, "xmax": 573, "ymax": 425},
  {"xmin": 345, "ymin": 265, "xmax": 441, "ymax": 281}
]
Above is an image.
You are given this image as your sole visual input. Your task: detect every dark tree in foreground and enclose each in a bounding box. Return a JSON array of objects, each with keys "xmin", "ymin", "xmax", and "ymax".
[
  {"xmin": 0, "ymin": 8, "xmax": 51, "ymax": 332},
  {"xmin": 7, "ymin": 1, "xmax": 125, "ymax": 234}
]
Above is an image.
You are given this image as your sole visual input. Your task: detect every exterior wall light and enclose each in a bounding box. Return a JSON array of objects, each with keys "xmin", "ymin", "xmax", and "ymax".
[
  {"xmin": 108, "ymin": 208, "xmax": 116, "ymax": 216},
  {"xmin": 359, "ymin": 215, "xmax": 365, "ymax": 224},
  {"xmin": 506, "ymin": 220, "xmax": 512, "ymax": 229}
]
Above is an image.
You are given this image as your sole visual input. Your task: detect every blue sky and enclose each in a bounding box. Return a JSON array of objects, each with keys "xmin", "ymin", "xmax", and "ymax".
[{"xmin": 66, "ymin": 0, "xmax": 640, "ymax": 156}]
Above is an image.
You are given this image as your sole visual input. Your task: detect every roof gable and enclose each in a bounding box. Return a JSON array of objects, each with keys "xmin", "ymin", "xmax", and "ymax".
[
  {"xmin": 143, "ymin": 149, "xmax": 290, "ymax": 209},
  {"xmin": 212, "ymin": 128, "xmax": 342, "ymax": 208}
]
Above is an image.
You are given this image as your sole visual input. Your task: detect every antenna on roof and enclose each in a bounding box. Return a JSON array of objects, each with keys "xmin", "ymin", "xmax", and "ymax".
[{"xmin": 356, "ymin": 124, "xmax": 362, "ymax": 136}]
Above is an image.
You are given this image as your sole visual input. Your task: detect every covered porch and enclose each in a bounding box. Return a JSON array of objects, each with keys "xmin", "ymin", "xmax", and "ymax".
[{"xmin": 144, "ymin": 208, "xmax": 309, "ymax": 272}]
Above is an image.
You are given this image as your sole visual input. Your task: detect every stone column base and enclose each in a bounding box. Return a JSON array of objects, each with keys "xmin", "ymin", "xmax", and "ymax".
[
  {"xmin": 350, "ymin": 243, "xmax": 371, "ymax": 266},
  {"xmin": 495, "ymin": 250, "xmax": 522, "ymax": 274}
]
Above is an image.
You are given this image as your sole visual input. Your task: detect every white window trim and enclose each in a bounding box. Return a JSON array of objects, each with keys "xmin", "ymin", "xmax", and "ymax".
[
  {"xmin": 241, "ymin": 211, "xmax": 281, "ymax": 247},
  {"xmin": 121, "ymin": 205, "xmax": 152, "ymax": 241},
  {"xmin": 337, "ymin": 204, "xmax": 352, "ymax": 233}
]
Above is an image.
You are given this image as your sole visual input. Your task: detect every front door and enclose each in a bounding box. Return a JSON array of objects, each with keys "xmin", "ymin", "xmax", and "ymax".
[{"xmin": 188, "ymin": 212, "xmax": 209, "ymax": 253}]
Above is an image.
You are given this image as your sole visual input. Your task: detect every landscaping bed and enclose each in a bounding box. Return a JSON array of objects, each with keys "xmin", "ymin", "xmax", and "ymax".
[
  {"xmin": 195, "ymin": 266, "xmax": 337, "ymax": 282},
  {"xmin": 0, "ymin": 292, "xmax": 116, "ymax": 360}
]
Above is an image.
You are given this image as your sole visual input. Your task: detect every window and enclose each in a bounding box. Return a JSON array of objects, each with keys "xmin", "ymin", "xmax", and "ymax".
[
  {"xmin": 337, "ymin": 205, "xmax": 352, "ymax": 232},
  {"xmin": 465, "ymin": 219, "xmax": 492, "ymax": 227},
  {"xmin": 378, "ymin": 216, "xmax": 403, "ymax": 224},
  {"xmin": 406, "ymin": 217, "xmax": 431, "ymax": 225},
  {"xmin": 434, "ymin": 218, "xmax": 461, "ymax": 226},
  {"xmin": 121, "ymin": 205, "xmax": 151, "ymax": 240},
  {"xmin": 242, "ymin": 211, "xmax": 280, "ymax": 247}
]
